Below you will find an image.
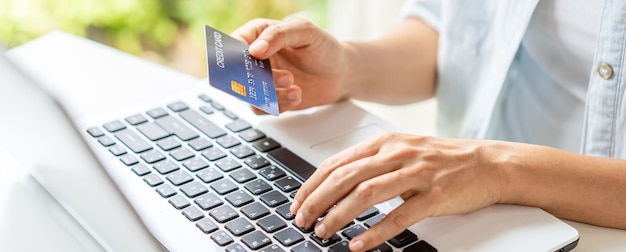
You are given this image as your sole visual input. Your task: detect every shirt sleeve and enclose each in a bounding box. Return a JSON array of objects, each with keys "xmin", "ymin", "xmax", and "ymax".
[{"xmin": 400, "ymin": 0, "xmax": 442, "ymax": 32}]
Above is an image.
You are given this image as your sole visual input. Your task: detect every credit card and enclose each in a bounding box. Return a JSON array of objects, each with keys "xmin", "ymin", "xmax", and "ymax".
[{"xmin": 204, "ymin": 25, "xmax": 279, "ymax": 115}]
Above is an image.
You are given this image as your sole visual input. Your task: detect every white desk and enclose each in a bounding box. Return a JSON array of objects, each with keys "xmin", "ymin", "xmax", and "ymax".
[{"xmin": 1, "ymin": 31, "xmax": 625, "ymax": 251}]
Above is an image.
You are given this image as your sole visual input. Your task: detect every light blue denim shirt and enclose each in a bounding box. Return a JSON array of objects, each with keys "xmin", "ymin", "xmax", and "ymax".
[{"xmin": 403, "ymin": 0, "xmax": 626, "ymax": 158}]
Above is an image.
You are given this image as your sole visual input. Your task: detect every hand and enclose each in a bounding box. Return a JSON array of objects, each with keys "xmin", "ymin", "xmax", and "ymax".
[
  {"xmin": 231, "ymin": 18, "xmax": 350, "ymax": 114},
  {"xmin": 290, "ymin": 133, "xmax": 505, "ymax": 251}
]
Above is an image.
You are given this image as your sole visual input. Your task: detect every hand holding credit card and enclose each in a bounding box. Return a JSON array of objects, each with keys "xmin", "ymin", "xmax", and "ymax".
[{"xmin": 204, "ymin": 25, "xmax": 279, "ymax": 115}]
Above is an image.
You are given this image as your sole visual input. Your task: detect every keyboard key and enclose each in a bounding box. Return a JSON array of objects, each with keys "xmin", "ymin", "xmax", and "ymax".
[
  {"xmin": 124, "ymin": 113, "xmax": 148, "ymax": 125},
  {"xmin": 103, "ymin": 120, "xmax": 126, "ymax": 132},
  {"xmin": 86, "ymin": 127, "xmax": 105, "ymax": 137},
  {"xmin": 215, "ymin": 157, "xmax": 242, "ymax": 172},
  {"xmin": 267, "ymin": 148, "xmax": 316, "ymax": 181},
  {"xmin": 225, "ymin": 243, "xmax": 248, "ymax": 252},
  {"xmin": 311, "ymin": 233, "xmax": 341, "ymax": 247},
  {"xmin": 223, "ymin": 110, "xmax": 239, "ymax": 120},
  {"xmin": 210, "ymin": 179, "xmax": 239, "ymax": 195},
  {"xmin": 137, "ymin": 122, "xmax": 170, "ymax": 141},
  {"xmin": 198, "ymin": 94, "xmax": 212, "ymax": 103},
  {"xmin": 188, "ymin": 137, "xmax": 212, "ymax": 151},
  {"xmin": 239, "ymin": 128, "xmax": 266, "ymax": 142},
  {"xmin": 194, "ymin": 193, "xmax": 223, "ymax": 210},
  {"xmin": 404, "ymin": 240, "xmax": 437, "ymax": 252},
  {"xmin": 168, "ymin": 195, "xmax": 190, "ymax": 209},
  {"xmin": 217, "ymin": 135, "xmax": 241, "ymax": 148},
  {"xmin": 293, "ymin": 221, "xmax": 315, "ymax": 233},
  {"xmin": 230, "ymin": 168, "xmax": 257, "ymax": 183},
  {"xmin": 143, "ymin": 173, "xmax": 163, "ymax": 187},
  {"xmin": 146, "ymin": 107, "xmax": 168, "ymax": 119},
  {"xmin": 276, "ymin": 203, "xmax": 295, "ymax": 220},
  {"xmin": 356, "ymin": 207, "xmax": 380, "ymax": 221},
  {"xmin": 155, "ymin": 184, "xmax": 177, "ymax": 198},
  {"xmin": 169, "ymin": 146, "xmax": 194, "ymax": 161},
  {"xmin": 211, "ymin": 101, "xmax": 225, "ymax": 111},
  {"xmin": 259, "ymin": 165, "xmax": 286, "ymax": 181},
  {"xmin": 230, "ymin": 145, "xmax": 255, "ymax": 159},
  {"xmin": 196, "ymin": 218, "xmax": 219, "ymax": 234},
  {"xmin": 244, "ymin": 155, "xmax": 271, "ymax": 169},
  {"xmin": 364, "ymin": 214, "xmax": 386, "ymax": 228},
  {"xmin": 225, "ymin": 119, "xmax": 251, "ymax": 132},
  {"xmin": 342, "ymin": 224, "xmax": 366, "ymax": 240},
  {"xmin": 225, "ymin": 217, "xmax": 255, "ymax": 236},
  {"xmin": 167, "ymin": 101, "xmax": 189, "ymax": 112},
  {"xmin": 260, "ymin": 191, "xmax": 289, "ymax": 208},
  {"xmin": 259, "ymin": 244, "xmax": 284, "ymax": 252},
  {"xmin": 156, "ymin": 136, "xmax": 181, "ymax": 151},
  {"xmin": 244, "ymin": 179, "xmax": 272, "ymax": 195},
  {"xmin": 292, "ymin": 241, "xmax": 321, "ymax": 252},
  {"xmin": 210, "ymin": 230, "xmax": 233, "ymax": 246},
  {"xmin": 225, "ymin": 190, "xmax": 254, "ymax": 207},
  {"xmin": 196, "ymin": 168, "xmax": 223, "ymax": 183},
  {"xmin": 108, "ymin": 145, "xmax": 127, "ymax": 156},
  {"xmin": 241, "ymin": 231, "xmax": 272, "ymax": 250},
  {"xmin": 241, "ymin": 202, "xmax": 271, "ymax": 220},
  {"xmin": 114, "ymin": 129, "xmax": 152, "ymax": 153},
  {"xmin": 166, "ymin": 170, "xmax": 194, "ymax": 186},
  {"xmin": 368, "ymin": 243, "xmax": 392, "ymax": 252},
  {"xmin": 209, "ymin": 205, "xmax": 239, "ymax": 223},
  {"xmin": 130, "ymin": 163, "xmax": 151, "ymax": 176},
  {"xmin": 329, "ymin": 241, "xmax": 350, "ymax": 252},
  {"xmin": 275, "ymin": 176, "xmax": 301, "ymax": 192},
  {"xmin": 252, "ymin": 138, "xmax": 281, "ymax": 152},
  {"xmin": 257, "ymin": 215, "xmax": 287, "ymax": 233},
  {"xmin": 200, "ymin": 105, "xmax": 215, "ymax": 115},
  {"xmin": 179, "ymin": 109, "xmax": 226, "ymax": 139},
  {"xmin": 153, "ymin": 159, "xmax": 179, "ymax": 174},
  {"xmin": 98, "ymin": 136, "xmax": 116, "ymax": 147},
  {"xmin": 182, "ymin": 156, "xmax": 209, "ymax": 172},
  {"xmin": 182, "ymin": 205, "xmax": 204, "ymax": 221},
  {"xmin": 202, "ymin": 147, "xmax": 227, "ymax": 161},
  {"xmin": 388, "ymin": 230, "xmax": 418, "ymax": 248},
  {"xmin": 155, "ymin": 115, "xmax": 199, "ymax": 141},
  {"xmin": 180, "ymin": 181, "xmax": 209, "ymax": 198},
  {"xmin": 140, "ymin": 149, "xmax": 166, "ymax": 164},
  {"xmin": 120, "ymin": 154, "xmax": 139, "ymax": 166},
  {"xmin": 274, "ymin": 227, "xmax": 304, "ymax": 247}
]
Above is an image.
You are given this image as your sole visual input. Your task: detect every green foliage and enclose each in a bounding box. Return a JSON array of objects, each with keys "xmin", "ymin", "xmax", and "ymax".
[{"xmin": 0, "ymin": 0, "xmax": 327, "ymax": 75}]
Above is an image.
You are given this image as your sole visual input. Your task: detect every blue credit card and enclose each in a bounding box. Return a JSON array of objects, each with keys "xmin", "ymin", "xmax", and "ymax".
[{"xmin": 204, "ymin": 25, "xmax": 279, "ymax": 115}]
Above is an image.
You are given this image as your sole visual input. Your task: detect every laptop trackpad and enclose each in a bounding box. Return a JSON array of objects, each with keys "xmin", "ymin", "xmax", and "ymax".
[{"xmin": 309, "ymin": 124, "xmax": 386, "ymax": 163}]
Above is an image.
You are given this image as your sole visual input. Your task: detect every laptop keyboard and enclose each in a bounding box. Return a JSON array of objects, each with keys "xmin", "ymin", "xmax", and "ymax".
[{"xmin": 86, "ymin": 94, "xmax": 437, "ymax": 252}]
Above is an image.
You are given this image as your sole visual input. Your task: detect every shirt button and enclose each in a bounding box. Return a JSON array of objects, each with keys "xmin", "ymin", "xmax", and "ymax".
[{"xmin": 598, "ymin": 63, "xmax": 614, "ymax": 80}]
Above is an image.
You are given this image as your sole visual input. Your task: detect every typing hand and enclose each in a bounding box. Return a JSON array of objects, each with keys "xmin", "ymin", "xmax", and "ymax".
[
  {"xmin": 290, "ymin": 133, "xmax": 504, "ymax": 251},
  {"xmin": 231, "ymin": 18, "xmax": 350, "ymax": 114}
]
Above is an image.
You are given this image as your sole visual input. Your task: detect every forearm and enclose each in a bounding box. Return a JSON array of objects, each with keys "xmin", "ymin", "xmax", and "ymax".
[
  {"xmin": 340, "ymin": 17, "xmax": 438, "ymax": 104},
  {"xmin": 494, "ymin": 142, "xmax": 626, "ymax": 229}
]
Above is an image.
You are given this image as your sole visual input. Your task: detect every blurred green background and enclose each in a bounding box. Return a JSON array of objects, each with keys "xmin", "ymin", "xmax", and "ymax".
[{"xmin": 0, "ymin": 0, "xmax": 328, "ymax": 77}]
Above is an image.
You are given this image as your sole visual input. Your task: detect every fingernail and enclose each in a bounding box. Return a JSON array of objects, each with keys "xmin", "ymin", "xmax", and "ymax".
[
  {"xmin": 315, "ymin": 223, "xmax": 326, "ymax": 238},
  {"xmin": 276, "ymin": 74, "xmax": 292, "ymax": 88},
  {"xmin": 295, "ymin": 213, "xmax": 306, "ymax": 228},
  {"xmin": 290, "ymin": 200, "xmax": 300, "ymax": 214},
  {"xmin": 350, "ymin": 239, "xmax": 364, "ymax": 251},
  {"xmin": 249, "ymin": 40, "xmax": 269, "ymax": 55},
  {"xmin": 287, "ymin": 89, "xmax": 299, "ymax": 101}
]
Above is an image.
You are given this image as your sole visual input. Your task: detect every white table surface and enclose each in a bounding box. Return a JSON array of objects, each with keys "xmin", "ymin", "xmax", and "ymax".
[{"xmin": 1, "ymin": 31, "xmax": 625, "ymax": 251}]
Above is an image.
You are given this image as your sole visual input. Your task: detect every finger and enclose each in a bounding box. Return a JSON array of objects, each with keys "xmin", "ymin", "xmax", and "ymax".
[
  {"xmin": 350, "ymin": 195, "xmax": 431, "ymax": 251},
  {"xmin": 291, "ymin": 134, "xmax": 386, "ymax": 215},
  {"xmin": 276, "ymin": 86, "xmax": 302, "ymax": 112},
  {"xmin": 273, "ymin": 69, "xmax": 294, "ymax": 88},
  {"xmin": 230, "ymin": 18, "xmax": 280, "ymax": 45},
  {"xmin": 248, "ymin": 18, "xmax": 320, "ymax": 59},
  {"xmin": 314, "ymin": 168, "xmax": 416, "ymax": 239}
]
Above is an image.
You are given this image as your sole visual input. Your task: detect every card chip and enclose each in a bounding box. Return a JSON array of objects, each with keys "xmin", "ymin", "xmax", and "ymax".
[{"xmin": 231, "ymin": 80, "xmax": 247, "ymax": 96}]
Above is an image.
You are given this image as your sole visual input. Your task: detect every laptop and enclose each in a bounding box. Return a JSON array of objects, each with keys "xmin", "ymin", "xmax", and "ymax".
[{"xmin": 0, "ymin": 31, "xmax": 579, "ymax": 251}]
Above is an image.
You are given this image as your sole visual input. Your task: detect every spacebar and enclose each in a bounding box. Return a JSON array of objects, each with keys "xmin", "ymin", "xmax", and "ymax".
[{"xmin": 267, "ymin": 148, "xmax": 316, "ymax": 181}]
